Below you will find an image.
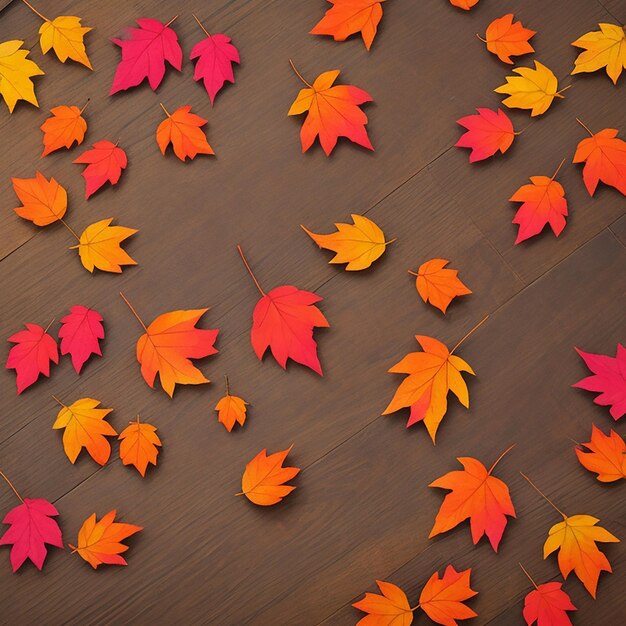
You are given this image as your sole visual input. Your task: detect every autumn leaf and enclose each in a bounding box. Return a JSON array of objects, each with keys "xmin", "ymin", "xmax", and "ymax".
[
  {"xmin": 238, "ymin": 446, "xmax": 299, "ymax": 506},
  {"xmin": 383, "ymin": 319, "xmax": 486, "ymax": 442},
  {"xmin": 58, "ymin": 305, "xmax": 104, "ymax": 374},
  {"xmin": 410, "ymin": 259, "xmax": 471, "ymax": 314},
  {"xmin": 156, "ymin": 104, "xmax": 214, "ymax": 161},
  {"xmin": 110, "ymin": 17, "xmax": 182, "ymax": 94},
  {"xmin": 238, "ymin": 246, "xmax": 329, "ymax": 375},
  {"xmin": 419, "ymin": 565, "xmax": 478, "ymax": 625},
  {"xmin": 572, "ymin": 120, "xmax": 626, "ymax": 197},
  {"xmin": 572, "ymin": 23, "xmax": 626, "ymax": 85},
  {"xmin": 12, "ymin": 172, "xmax": 67, "ymax": 226},
  {"xmin": 495, "ymin": 61, "xmax": 567, "ymax": 116},
  {"xmin": 510, "ymin": 159, "xmax": 568, "ymax": 244},
  {"xmin": 353, "ymin": 580, "xmax": 413, "ymax": 626},
  {"xmin": 429, "ymin": 446, "xmax": 516, "ymax": 551},
  {"xmin": 455, "ymin": 107, "xmax": 517, "ymax": 163},
  {"xmin": 449, "ymin": 0, "xmax": 479, "ymax": 10},
  {"xmin": 573, "ymin": 344, "xmax": 626, "ymax": 420},
  {"xmin": 310, "ymin": 0, "xmax": 386, "ymax": 51},
  {"xmin": 52, "ymin": 396, "xmax": 116, "ymax": 465},
  {"xmin": 71, "ymin": 218, "xmax": 137, "ymax": 274},
  {"xmin": 70, "ymin": 510, "xmax": 142, "ymax": 569},
  {"xmin": 522, "ymin": 473, "xmax": 620, "ymax": 598},
  {"xmin": 190, "ymin": 15, "xmax": 240, "ymax": 104},
  {"xmin": 6, "ymin": 321, "xmax": 58, "ymax": 394},
  {"xmin": 73, "ymin": 140, "xmax": 127, "ymax": 199},
  {"xmin": 575, "ymin": 424, "xmax": 626, "ymax": 483},
  {"xmin": 215, "ymin": 377, "xmax": 248, "ymax": 432},
  {"xmin": 0, "ymin": 471, "xmax": 63, "ymax": 572},
  {"xmin": 22, "ymin": 1, "xmax": 92, "ymax": 68},
  {"xmin": 288, "ymin": 63, "xmax": 373, "ymax": 155},
  {"xmin": 40, "ymin": 103, "xmax": 88, "ymax": 156},
  {"xmin": 119, "ymin": 415, "xmax": 162, "ymax": 477},
  {"xmin": 0, "ymin": 40, "xmax": 44, "ymax": 112},
  {"xmin": 520, "ymin": 564, "xmax": 576, "ymax": 626},
  {"xmin": 302, "ymin": 214, "xmax": 394, "ymax": 271},
  {"xmin": 120, "ymin": 293, "xmax": 219, "ymax": 398},
  {"xmin": 479, "ymin": 14, "xmax": 535, "ymax": 64}
]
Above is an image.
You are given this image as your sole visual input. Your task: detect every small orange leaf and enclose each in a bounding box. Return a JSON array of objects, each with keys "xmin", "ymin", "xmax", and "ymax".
[
  {"xmin": 156, "ymin": 104, "xmax": 214, "ymax": 161},
  {"xmin": 215, "ymin": 378, "xmax": 247, "ymax": 432},
  {"xmin": 481, "ymin": 14, "xmax": 535, "ymax": 64},
  {"xmin": 239, "ymin": 446, "xmax": 299, "ymax": 506},
  {"xmin": 40, "ymin": 104, "xmax": 87, "ymax": 156},
  {"xmin": 419, "ymin": 565, "xmax": 478, "ymax": 625},
  {"xmin": 449, "ymin": 0, "xmax": 479, "ymax": 10},
  {"xmin": 12, "ymin": 171, "xmax": 67, "ymax": 226},
  {"xmin": 353, "ymin": 580, "xmax": 413, "ymax": 626},
  {"xmin": 575, "ymin": 424, "xmax": 626, "ymax": 482},
  {"xmin": 411, "ymin": 259, "xmax": 471, "ymax": 314},
  {"xmin": 119, "ymin": 415, "xmax": 162, "ymax": 477},
  {"xmin": 71, "ymin": 510, "xmax": 142, "ymax": 569}
]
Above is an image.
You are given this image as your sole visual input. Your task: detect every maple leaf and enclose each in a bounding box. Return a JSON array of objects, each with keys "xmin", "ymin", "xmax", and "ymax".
[
  {"xmin": 58, "ymin": 305, "xmax": 104, "ymax": 374},
  {"xmin": 190, "ymin": 15, "xmax": 240, "ymax": 104},
  {"xmin": 522, "ymin": 473, "xmax": 620, "ymax": 598},
  {"xmin": 520, "ymin": 564, "xmax": 576, "ymax": 626},
  {"xmin": 455, "ymin": 107, "xmax": 516, "ymax": 163},
  {"xmin": 480, "ymin": 14, "xmax": 535, "ymax": 64},
  {"xmin": 449, "ymin": 0, "xmax": 479, "ymax": 9},
  {"xmin": 156, "ymin": 104, "xmax": 214, "ymax": 161},
  {"xmin": 120, "ymin": 293, "xmax": 219, "ymax": 398},
  {"xmin": 238, "ymin": 446, "xmax": 300, "ymax": 506},
  {"xmin": 352, "ymin": 579, "xmax": 413, "ymax": 626},
  {"xmin": 510, "ymin": 159, "xmax": 568, "ymax": 244},
  {"xmin": 215, "ymin": 377, "xmax": 248, "ymax": 432},
  {"xmin": 110, "ymin": 17, "xmax": 182, "ymax": 94},
  {"xmin": 119, "ymin": 415, "xmax": 162, "ymax": 477},
  {"xmin": 6, "ymin": 321, "xmax": 58, "ymax": 394},
  {"xmin": 71, "ymin": 218, "xmax": 137, "ymax": 274},
  {"xmin": 410, "ymin": 258, "xmax": 471, "ymax": 314},
  {"xmin": 575, "ymin": 424, "xmax": 626, "ymax": 483},
  {"xmin": 40, "ymin": 103, "xmax": 88, "ymax": 156},
  {"xmin": 288, "ymin": 63, "xmax": 373, "ymax": 156},
  {"xmin": 573, "ymin": 344, "xmax": 626, "ymax": 419},
  {"xmin": 73, "ymin": 140, "xmax": 127, "ymax": 199},
  {"xmin": 0, "ymin": 40, "xmax": 44, "ymax": 112},
  {"xmin": 302, "ymin": 214, "xmax": 394, "ymax": 271},
  {"xmin": 238, "ymin": 245, "xmax": 329, "ymax": 375},
  {"xmin": 0, "ymin": 471, "xmax": 63, "ymax": 572},
  {"xmin": 429, "ymin": 446, "xmax": 516, "ymax": 551},
  {"xmin": 70, "ymin": 510, "xmax": 142, "ymax": 569},
  {"xmin": 572, "ymin": 121, "xmax": 626, "ymax": 197},
  {"xmin": 52, "ymin": 396, "xmax": 116, "ymax": 465},
  {"xmin": 572, "ymin": 23, "xmax": 626, "ymax": 85},
  {"xmin": 383, "ymin": 320, "xmax": 486, "ymax": 442},
  {"xmin": 310, "ymin": 0, "xmax": 386, "ymax": 51},
  {"xmin": 12, "ymin": 171, "xmax": 67, "ymax": 226},
  {"xmin": 419, "ymin": 565, "xmax": 478, "ymax": 626},
  {"xmin": 495, "ymin": 61, "xmax": 567, "ymax": 116}
]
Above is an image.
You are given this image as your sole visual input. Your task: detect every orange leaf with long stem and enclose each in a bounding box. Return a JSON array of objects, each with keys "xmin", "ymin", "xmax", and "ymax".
[{"xmin": 215, "ymin": 376, "xmax": 248, "ymax": 432}]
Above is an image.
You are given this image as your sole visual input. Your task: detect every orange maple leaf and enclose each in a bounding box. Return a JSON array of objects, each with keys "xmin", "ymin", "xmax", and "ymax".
[
  {"xmin": 288, "ymin": 63, "xmax": 373, "ymax": 155},
  {"xmin": 310, "ymin": 0, "xmax": 386, "ymax": 51},
  {"xmin": 419, "ymin": 565, "xmax": 478, "ymax": 625},
  {"xmin": 40, "ymin": 103, "xmax": 88, "ymax": 156},
  {"xmin": 70, "ymin": 510, "xmax": 142, "ymax": 569},
  {"xmin": 119, "ymin": 415, "xmax": 162, "ymax": 477},
  {"xmin": 575, "ymin": 424, "xmax": 626, "ymax": 482},
  {"xmin": 429, "ymin": 446, "xmax": 516, "ymax": 551},
  {"xmin": 120, "ymin": 293, "xmax": 219, "ymax": 398},
  {"xmin": 479, "ymin": 14, "xmax": 535, "ymax": 64},
  {"xmin": 353, "ymin": 580, "xmax": 413, "ymax": 626},
  {"xmin": 12, "ymin": 171, "xmax": 67, "ymax": 226},
  {"xmin": 238, "ymin": 446, "xmax": 300, "ymax": 506},
  {"xmin": 215, "ymin": 377, "xmax": 248, "ymax": 432},
  {"xmin": 410, "ymin": 258, "xmax": 471, "ymax": 314},
  {"xmin": 449, "ymin": 0, "xmax": 479, "ymax": 10},
  {"xmin": 156, "ymin": 104, "xmax": 214, "ymax": 161}
]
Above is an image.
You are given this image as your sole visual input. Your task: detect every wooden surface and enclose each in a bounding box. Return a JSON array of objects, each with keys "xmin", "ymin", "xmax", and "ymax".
[{"xmin": 1, "ymin": 1, "xmax": 624, "ymax": 624}]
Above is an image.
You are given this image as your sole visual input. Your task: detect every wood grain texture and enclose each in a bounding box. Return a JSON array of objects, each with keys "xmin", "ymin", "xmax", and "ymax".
[{"xmin": 0, "ymin": 1, "xmax": 624, "ymax": 624}]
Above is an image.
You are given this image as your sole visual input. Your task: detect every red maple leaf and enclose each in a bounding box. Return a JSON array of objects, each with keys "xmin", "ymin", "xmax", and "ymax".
[
  {"xmin": 521, "ymin": 564, "xmax": 577, "ymax": 626},
  {"xmin": 455, "ymin": 107, "xmax": 516, "ymax": 162},
  {"xmin": 73, "ymin": 140, "xmax": 127, "ymax": 199},
  {"xmin": 58, "ymin": 305, "xmax": 104, "ymax": 374}
]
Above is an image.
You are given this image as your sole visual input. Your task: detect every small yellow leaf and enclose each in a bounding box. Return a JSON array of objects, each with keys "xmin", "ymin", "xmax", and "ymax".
[
  {"xmin": 0, "ymin": 40, "xmax": 44, "ymax": 112},
  {"xmin": 39, "ymin": 14, "xmax": 92, "ymax": 69},
  {"xmin": 72, "ymin": 218, "xmax": 137, "ymax": 273}
]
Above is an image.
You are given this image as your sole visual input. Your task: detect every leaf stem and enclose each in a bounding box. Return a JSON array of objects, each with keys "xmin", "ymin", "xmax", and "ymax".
[
  {"xmin": 192, "ymin": 13, "xmax": 210, "ymax": 37},
  {"xmin": 164, "ymin": 15, "xmax": 178, "ymax": 28},
  {"xmin": 518, "ymin": 563, "xmax": 538, "ymax": 590},
  {"xmin": 0, "ymin": 471, "xmax": 24, "ymax": 503},
  {"xmin": 225, "ymin": 375, "xmax": 230, "ymax": 396},
  {"xmin": 51, "ymin": 394, "xmax": 66, "ymax": 408},
  {"xmin": 59, "ymin": 218, "xmax": 80, "ymax": 241},
  {"xmin": 159, "ymin": 102, "xmax": 170, "ymax": 117},
  {"xmin": 289, "ymin": 59, "xmax": 312, "ymax": 88},
  {"xmin": 575, "ymin": 117, "xmax": 594, "ymax": 136},
  {"xmin": 67, "ymin": 544, "xmax": 78, "ymax": 553},
  {"xmin": 489, "ymin": 443, "xmax": 516, "ymax": 474},
  {"xmin": 384, "ymin": 238, "xmax": 397, "ymax": 246},
  {"xmin": 44, "ymin": 318, "xmax": 56, "ymax": 334},
  {"xmin": 555, "ymin": 84, "xmax": 572, "ymax": 98},
  {"xmin": 450, "ymin": 315, "xmax": 489, "ymax": 354},
  {"xmin": 237, "ymin": 245, "xmax": 266, "ymax": 296},
  {"xmin": 21, "ymin": 0, "xmax": 48, "ymax": 22},
  {"xmin": 410, "ymin": 604, "xmax": 421, "ymax": 612},
  {"xmin": 519, "ymin": 472, "xmax": 566, "ymax": 519},
  {"xmin": 407, "ymin": 270, "xmax": 418, "ymax": 277},
  {"xmin": 119, "ymin": 292, "xmax": 147, "ymax": 331},
  {"xmin": 475, "ymin": 33, "xmax": 487, "ymax": 43},
  {"xmin": 80, "ymin": 98, "xmax": 91, "ymax": 114},
  {"xmin": 551, "ymin": 158, "xmax": 566, "ymax": 181}
]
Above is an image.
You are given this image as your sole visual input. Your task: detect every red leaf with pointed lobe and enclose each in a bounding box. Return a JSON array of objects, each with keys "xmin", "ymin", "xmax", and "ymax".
[
  {"xmin": 523, "ymin": 581, "xmax": 576, "ymax": 626},
  {"xmin": 455, "ymin": 108, "xmax": 516, "ymax": 163},
  {"xmin": 73, "ymin": 140, "xmax": 127, "ymax": 199},
  {"xmin": 58, "ymin": 305, "xmax": 104, "ymax": 374}
]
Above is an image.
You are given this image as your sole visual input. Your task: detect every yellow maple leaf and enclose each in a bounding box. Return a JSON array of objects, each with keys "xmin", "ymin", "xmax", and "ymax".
[
  {"xmin": 495, "ymin": 61, "xmax": 567, "ymax": 116},
  {"xmin": 572, "ymin": 23, "xmax": 626, "ymax": 85},
  {"xmin": 0, "ymin": 40, "xmax": 44, "ymax": 112},
  {"xmin": 72, "ymin": 218, "xmax": 137, "ymax": 273}
]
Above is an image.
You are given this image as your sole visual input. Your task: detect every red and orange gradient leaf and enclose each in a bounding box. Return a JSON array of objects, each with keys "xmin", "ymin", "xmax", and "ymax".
[
  {"xmin": 520, "ymin": 563, "xmax": 576, "ymax": 626},
  {"xmin": 410, "ymin": 258, "xmax": 471, "ymax": 314},
  {"xmin": 455, "ymin": 107, "xmax": 516, "ymax": 163},
  {"xmin": 479, "ymin": 14, "xmax": 535, "ymax": 64}
]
